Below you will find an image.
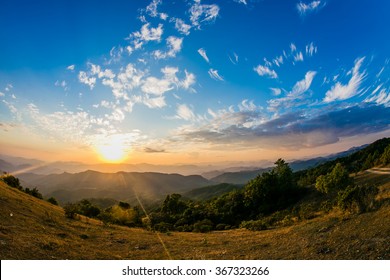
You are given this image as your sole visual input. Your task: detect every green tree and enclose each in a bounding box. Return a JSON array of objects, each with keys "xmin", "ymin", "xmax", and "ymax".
[
  {"xmin": 380, "ymin": 144, "xmax": 390, "ymax": 165},
  {"xmin": 315, "ymin": 163, "xmax": 351, "ymax": 194},
  {"xmin": 161, "ymin": 194, "xmax": 188, "ymax": 215},
  {"xmin": 1, "ymin": 175, "xmax": 22, "ymax": 190}
]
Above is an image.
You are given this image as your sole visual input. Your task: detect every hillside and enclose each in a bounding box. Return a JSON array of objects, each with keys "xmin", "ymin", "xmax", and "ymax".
[
  {"xmin": 183, "ymin": 183, "xmax": 244, "ymax": 201},
  {"xmin": 17, "ymin": 171, "xmax": 211, "ymax": 204},
  {"xmin": 1, "ymin": 169, "xmax": 389, "ymax": 260}
]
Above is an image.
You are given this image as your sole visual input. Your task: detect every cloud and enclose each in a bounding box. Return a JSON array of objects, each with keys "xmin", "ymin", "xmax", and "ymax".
[
  {"xmin": 189, "ymin": 1, "xmax": 220, "ymax": 29},
  {"xmin": 291, "ymin": 71, "xmax": 316, "ymax": 95},
  {"xmin": 144, "ymin": 147, "xmax": 166, "ymax": 153},
  {"xmin": 293, "ymin": 52, "xmax": 304, "ymax": 62},
  {"xmin": 297, "ymin": 1, "xmax": 325, "ymax": 16},
  {"xmin": 145, "ymin": 0, "xmax": 162, "ymax": 17},
  {"xmin": 234, "ymin": 0, "xmax": 247, "ymax": 5},
  {"xmin": 141, "ymin": 77, "xmax": 174, "ymax": 96},
  {"xmin": 270, "ymin": 88, "xmax": 282, "ymax": 96},
  {"xmin": 174, "ymin": 104, "xmax": 390, "ymax": 150},
  {"xmin": 198, "ymin": 48, "xmax": 210, "ymax": 63},
  {"xmin": 324, "ymin": 57, "xmax": 366, "ymax": 103},
  {"xmin": 176, "ymin": 104, "xmax": 196, "ymax": 121},
  {"xmin": 0, "ymin": 91, "xmax": 4, "ymax": 97},
  {"xmin": 78, "ymin": 71, "xmax": 96, "ymax": 90},
  {"xmin": 153, "ymin": 36, "xmax": 183, "ymax": 59},
  {"xmin": 208, "ymin": 69, "xmax": 224, "ymax": 81},
  {"xmin": 180, "ymin": 70, "xmax": 196, "ymax": 91},
  {"xmin": 228, "ymin": 52, "xmax": 239, "ymax": 65},
  {"xmin": 173, "ymin": 18, "xmax": 192, "ymax": 35},
  {"xmin": 131, "ymin": 23, "xmax": 163, "ymax": 49},
  {"xmin": 305, "ymin": 42, "xmax": 317, "ymax": 56},
  {"xmin": 365, "ymin": 89, "xmax": 390, "ymax": 107},
  {"xmin": 268, "ymin": 71, "xmax": 316, "ymax": 112},
  {"xmin": 254, "ymin": 65, "xmax": 278, "ymax": 79},
  {"xmin": 67, "ymin": 65, "xmax": 75, "ymax": 71}
]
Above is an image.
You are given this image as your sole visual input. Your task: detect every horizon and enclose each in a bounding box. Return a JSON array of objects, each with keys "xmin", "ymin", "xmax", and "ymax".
[{"xmin": 1, "ymin": 0, "xmax": 389, "ymax": 165}]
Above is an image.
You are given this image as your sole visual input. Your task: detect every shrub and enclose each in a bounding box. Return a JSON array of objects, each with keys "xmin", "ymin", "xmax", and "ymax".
[
  {"xmin": 154, "ymin": 222, "xmax": 173, "ymax": 233},
  {"xmin": 1, "ymin": 175, "xmax": 22, "ymax": 190},
  {"xmin": 64, "ymin": 203, "xmax": 79, "ymax": 219},
  {"xmin": 24, "ymin": 187, "xmax": 43, "ymax": 199},
  {"xmin": 338, "ymin": 184, "xmax": 379, "ymax": 213},
  {"xmin": 240, "ymin": 220, "xmax": 268, "ymax": 231},
  {"xmin": 193, "ymin": 219, "xmax": 214, "ymax": 233},
  {"xmin": 47, "ymin": 197, "xmax": 58, "ymax": 206}
]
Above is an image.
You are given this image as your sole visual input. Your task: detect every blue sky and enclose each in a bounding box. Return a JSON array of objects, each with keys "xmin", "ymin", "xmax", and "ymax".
[{"xmin": 1, "ymin": 0, "xmax": 389, "ymax": 164}]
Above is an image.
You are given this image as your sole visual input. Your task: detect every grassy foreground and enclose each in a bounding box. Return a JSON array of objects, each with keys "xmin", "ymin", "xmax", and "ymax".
[{"xmin": 0, "ymin": 171, "xmax": 389, "ymax": 260}]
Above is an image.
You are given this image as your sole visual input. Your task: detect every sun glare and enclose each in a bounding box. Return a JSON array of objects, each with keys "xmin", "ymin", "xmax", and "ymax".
[{"xmin": 96, "ymin": 143, "xmax": 128, "ymax": 163}]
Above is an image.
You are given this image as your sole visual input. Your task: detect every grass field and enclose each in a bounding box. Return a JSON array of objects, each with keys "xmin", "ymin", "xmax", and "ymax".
[{"xmin": 1, "ymin": 170, "xmax": 389, "ymax": 260}]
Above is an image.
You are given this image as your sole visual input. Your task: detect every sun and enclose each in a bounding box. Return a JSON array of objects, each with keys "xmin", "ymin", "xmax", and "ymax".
[{"xmin": 97, "ymin": 144, "xmax": 127, "ymax": 163}]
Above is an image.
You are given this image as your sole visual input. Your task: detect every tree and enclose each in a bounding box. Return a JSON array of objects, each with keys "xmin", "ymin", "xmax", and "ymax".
[
  {"xmin": 315, "ymin": 163, "xmax": 351, "ymax": 194},
  {"xmin": 161, "ymin": 194, "xmax": 188, "ymax": 215},
  {"xmin": 1, "ymin": 175, "xmax": 22, "ymax": 190},
  {"xmin": 380, "ymin": 144, "xmax": 390, "ymax": 165}
]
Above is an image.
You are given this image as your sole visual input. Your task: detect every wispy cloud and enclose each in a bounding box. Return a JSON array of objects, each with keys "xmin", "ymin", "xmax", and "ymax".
[
  {"xmin": 234, "ymin": 0, "xmax": 247, "ymax": 5},
  {"xmin": 189, "ymin": 1, "xmax": 220, "ymax": 29},
  {"xmin": 268, "ymin": 71, "xmax": 316, "ymax": 112},
  {"xmin": 305, "ymin": 42, "xmax": 317, "ymax": 56},
  {"xmin": 228, "ymin": 52, "xmax": 239, "ymax": 65},
  {"xmin": 297, "ymin": 1, "xmax": 325, "ymax": 16},
  {"xmin": 324, "ymin": 57, "xmax": 366, "ymax": 103},
  {"xmin": 67, "ymin": 65, "xmax": 75, "ymax": 71},
  {"xmin": 294, "ymin": 52, "xmax": 304, "ymax": 62},
  {"xmin": 153, "ymin": 36, "xmax": 183, "ymax": 59},
  {"xmin": 365, "ymin": 89, "xmax": 390, "ymax": 107},
  {"xmin": 198, "ymin": 48, "xmax": 210, "ymax": 63},
  {"xmin": 130, "ymin": 23, "xmax": 163, "ymax": 49},
  {"xmin": 174, "ymin": 104, "xmax": 390, "ymax": 150},
  {"xmin": 270, "ymin": 88, "xmax": 282, "ymax": 96},
  {"xmin": 254, "ymin": 65, "xmax": 278, "ymax": 79},
  {"xmin": 78, "ymin": 71, "xmax": 96, "ymax": 90},
  {"xmin": 175, "ymin": 104, "xmax": 196, "ymax": 121},
  {"xmin": 173, "ymin": 18, "xmax": 192, "ymax": 35},
  {"xmin": 208, "ymin": 68, "xmax": 224, "ymax": 81}
]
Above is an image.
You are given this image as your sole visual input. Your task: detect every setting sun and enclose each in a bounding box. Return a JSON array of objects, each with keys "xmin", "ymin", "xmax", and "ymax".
[{"xmin": 97, "ymin": 144, "xmax": 127, "ymax": 163}]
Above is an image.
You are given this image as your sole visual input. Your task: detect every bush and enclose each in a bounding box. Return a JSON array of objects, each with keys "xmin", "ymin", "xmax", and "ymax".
[
  {"xmin": 193, "ymin": 219, "xmax": 214, "ymax": 233},
  {"xmin": 240, "ymin": 220, "xmax": 268, "ymax": 231},
  {"xmin": 154, "ymin": 222, "xmax": 173, "ymax": 233},
  {"xmin": 24, "ymin": 187, "xmax": 43, "ymax": 199},
  {"xmin": 64, "ymin": 203, "xmax": 79, "ymax": 219},
  {"xmin": 1, "ymin": 175, "xmax": 22, "ymax": 190},
  {"xmin": 338, "ymin": 184, "xmax": 379, "ymax": 213},
  {"xmin": 47, "ymin": 197, "xmax": 58, "ymax": 206},
  {"xmin": 315, "ymin": 163, "xmax": 351, "ymax": 194}
]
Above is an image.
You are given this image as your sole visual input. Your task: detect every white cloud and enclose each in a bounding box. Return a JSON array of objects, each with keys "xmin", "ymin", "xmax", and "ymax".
[
  {"xmin": 290, "ymin": 43, "xmax": 297, "ymax": 53},
  {"xmin": 291, "ymin": 71, "xmax": 316, "ymax": 95},
  {"xmin": 270, "ymin": 88, "xmax": 282, "ymax": 96},
  {"xmin": 131, "ymin": 23, "xmax": 163, "ymax": 49},
  {"xmin": 208, "ymin": 69, "xmax": 224, "ymax": 81},
  {"xmin": 297, "ymin": 1, "xmax": 325, "ymax": 16},
  {"xmin": 176, "ymin": 104, "xmax": 196, "ymax": 121},
  {"xmin": 153, "ymin": 36, "xmax": 183, "ymax": 59},
  {"xmin": 0, "ymin": 91, "xmax": 4, "ymax": 97},
  {"xmin": 228, "ymin": 52, "xmax": 239, "ymax": 65},
  {"xmin": 141, "ymin": 77, "xmax": 174, "ymax": 96},
  {"xmin": 78, "ymin": 71, "xmax": 96, "ymax": 90},
  {"xmin": 189, "ymin": 1, "xmax": 220, "ymax": 29},
  {"xmin": 305, "ymin": 42, "xmax": 317, "ymax": 56},
  {"xmin": 324, "ymin": 57, "xmax": 366, "ymax": 103},
  {"xmin": 67, "ymin": 65, "xmax": 75, "ymax": 71},
  {"xmin": 143, "ymin": 96, "xmax": 166, "ymax": 109},
  {"xmin": 294, "ymin": 51, "xmax": 304, "ymax": 62},
  {"xmin": 365, "ymin": 89, "xmax": 390, "ymax": 107},
  {"xmin": 254, "ymin": 65, "xmax": 278, "ymax": 79},
  {"xmin": 268, "ymin": 71, "xmax": 316, "ymax": 112},
  {"xmin": 234, "ymin": 0, "xmax": 247, "ymax": 5},
  {"xmin": 198, "ymin": 48, "xmax": 210, "ymax": 63},
  {"xmin": 146, "ymin": 0, "xmax": 162, "ymax": 18},
  {"xmin": 180, "ymin": 70, "xmax": 196, "ymax": 91},
  {"xmin": 173, "ymin": 18, "xmax": 192, "ymax": 35}
]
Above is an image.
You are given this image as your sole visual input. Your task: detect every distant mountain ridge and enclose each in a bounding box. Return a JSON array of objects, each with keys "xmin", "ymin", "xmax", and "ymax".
[{"xmin": 18, "ymin": 170, "xmax": 211, "ymax": 204}]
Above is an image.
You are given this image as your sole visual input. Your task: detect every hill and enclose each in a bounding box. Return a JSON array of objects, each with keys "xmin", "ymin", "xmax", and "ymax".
[
  {"xmin": 183, "ymin": 183, "xmax": 244, "ymax": 201},
  {"xmin": 1, "ymin": 169, "xmax": 389, "ymax": 260},
  {"xmin": 17, "ymin": 170, "xmax": 211, "ymax": 204}
]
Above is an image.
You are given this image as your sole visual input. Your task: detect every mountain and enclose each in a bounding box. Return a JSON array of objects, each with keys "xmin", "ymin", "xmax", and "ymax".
[
  {"xmin": 183, "ymin": 183, "xmax": 244, "ymax": 201},
  {"xmin": 210, "ymin": 168, "xmax": 271, "ymax": 184},
  {"xmin": 18, "ymin": 170, "xmax": 211, "ymax": 204}
]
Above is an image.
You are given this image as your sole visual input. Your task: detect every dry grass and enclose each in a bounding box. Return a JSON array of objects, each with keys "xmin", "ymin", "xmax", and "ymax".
[{"xmin": 1, "ymin": 171, "xmax": 389, "ymax": 260}]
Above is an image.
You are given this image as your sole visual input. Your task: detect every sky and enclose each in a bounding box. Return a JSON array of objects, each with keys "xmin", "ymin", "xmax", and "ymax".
[{"xmin": 0, "ymin": 0, "xmax": 390, "ymax": 165}]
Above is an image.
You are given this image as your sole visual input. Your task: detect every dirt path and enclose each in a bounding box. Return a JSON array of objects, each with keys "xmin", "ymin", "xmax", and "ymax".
[{"xmin": 366, "ymin": 168, "xmax": 390, "ymax": 175}]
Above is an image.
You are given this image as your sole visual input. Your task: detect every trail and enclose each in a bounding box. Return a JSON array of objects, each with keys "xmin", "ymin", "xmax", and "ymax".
[{"xmin": 366, "ymin": 168, "xmax": 390, "ymax": 175}]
